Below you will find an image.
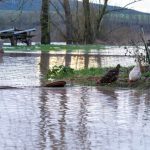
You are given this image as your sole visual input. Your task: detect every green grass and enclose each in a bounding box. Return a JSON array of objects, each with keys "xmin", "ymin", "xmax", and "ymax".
[
  {"xmin": 44, "ymin": 65, "xmax": 150, "ymax": 88},
  {"xmin": 74, "ymin": 67, "xmax": 106, "ymax": 78},
  {"xmin": 3, "ymin": 44, "xmax": 105, "ymax": 52},
  {"xmin": 46, "ymin": 66, "xmax": 131, "ymax": 80},
  {"xmin": 45, "ymin": 66, "xmax": 109, "ymax": 86},
  {"xmin": 46, "ymin": 66, "xmax": 107, "ymax": 80},
  {"xmin": 142, "ymin": 71, "xmax": 150, "ymax": 77}
]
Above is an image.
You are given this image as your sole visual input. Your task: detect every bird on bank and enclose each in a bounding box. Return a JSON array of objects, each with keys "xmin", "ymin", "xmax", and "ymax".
[
  {"xmin": 96, "ymin": 64, "xmax": 121, "ymax": 84},
  {"xmin": 129, "ymin": 61, "xmax": 141, "ymax": 82}
]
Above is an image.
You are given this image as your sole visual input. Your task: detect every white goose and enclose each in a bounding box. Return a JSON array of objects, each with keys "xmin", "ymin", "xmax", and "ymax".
[{"xmin": 129, "ymin": 61, "xmax": 142, "ymax": 82}]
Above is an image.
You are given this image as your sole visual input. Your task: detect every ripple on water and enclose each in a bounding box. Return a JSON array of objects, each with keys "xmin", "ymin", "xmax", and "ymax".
[{"xmin": 0, "ymin": 87, "xmax": 150, "ymax": 150}]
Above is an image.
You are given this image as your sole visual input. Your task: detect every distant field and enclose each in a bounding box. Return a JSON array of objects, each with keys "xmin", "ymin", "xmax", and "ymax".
[{"xmin": 2, "ymin": 43, "xmax": 105, "ymax": 52}]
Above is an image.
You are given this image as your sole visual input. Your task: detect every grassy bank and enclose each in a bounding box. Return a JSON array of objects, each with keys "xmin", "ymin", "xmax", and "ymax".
[
  {"xmin": 3, "ymin": 44, "xmax": 105, "ymax": 52},
  {"xmin": 45, "ymin": 65, "xmax": 150, "ymax": 89},
  {"xmin": 70, "ymin": 68, "xmax": 150, "ymax": 89}
]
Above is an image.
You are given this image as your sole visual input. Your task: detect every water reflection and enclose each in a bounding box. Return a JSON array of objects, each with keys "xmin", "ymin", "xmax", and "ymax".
[
  {"xmin": 0, "ymin": 55, "xmax": 3, "ymax": 63},
  {"xmin": 37, "ymin": 87, "xmax": 150, "ymax": 150},
  {"xmin": 0, "ymin": 55, "xmax": 40, "ymax": 87},
  {"xmin": 96, "ymin": 86, "xmax": 118, "ymax": 109},
  {"xmin": 77, "ymin": 87, "xmax": 91, "ymax": 150},
  {"xmin": 0, "ymin": 48, "xmax": 136, "ymax": 87},
  {"xmin": 65, "ymin": 49, "xmax": 72, "ymax": 67},
  {"xmin": 38, "ymin": 88, "xmax": 68, "ymax": 150},
  {"xmin": 40, "ymin": 52, "xmax": 50, "ymax": 86},
  {"xmin": 1, "ymin": 87, "xmax": 150, "ymax": 149},
  {"xmin": 38, "ymin": 89, "xmax": 49, "ymax": 150},
  {"xmin": 1, "ymin": 47, "xmax": 150, "ymax": 149},
  {"xmin": 38, "ymin": 53, "xmax": 134, "ymax": 70}
]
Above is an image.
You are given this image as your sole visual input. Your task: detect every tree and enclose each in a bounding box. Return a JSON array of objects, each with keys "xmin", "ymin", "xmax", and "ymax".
[
  {"xmin": 96, "ymin": 0, "xmax": 109, "ymax": 34},
  {"xmin": 40, "ymin": 0, "xmax": 50, "ymax": 44},
  {"xmin": 83, "ymin": 0, "xmax": 93, "ymax": 44},
  {"xmin": 62, "ymin": 0, "xmax": 73, "ymax": 44},
  {"xmin": 93, "ymin": 0, "xmax": 142, "ymax": 40}
]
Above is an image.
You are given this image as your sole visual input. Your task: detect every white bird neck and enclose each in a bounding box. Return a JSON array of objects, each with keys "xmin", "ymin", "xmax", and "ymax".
[{"xmin": 136, "ymin": 62, "xmax": 140, "ymax": 67}]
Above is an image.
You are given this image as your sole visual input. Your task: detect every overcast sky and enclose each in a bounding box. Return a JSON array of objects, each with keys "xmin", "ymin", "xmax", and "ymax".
[{"xmin": 89, "ymin": 0, "xmax": 150, "ymax": 13}]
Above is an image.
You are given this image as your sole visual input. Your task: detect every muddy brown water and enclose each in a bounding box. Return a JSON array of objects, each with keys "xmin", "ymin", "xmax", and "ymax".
[{"xmin": 0, "ymin": 48, "xmax": 150, "ymax": 150}]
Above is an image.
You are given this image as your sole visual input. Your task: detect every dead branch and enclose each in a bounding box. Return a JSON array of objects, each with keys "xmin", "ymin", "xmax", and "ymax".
[
  {"xmin": 51, "ymin": 21, "xmax": 66, "ymax": 39},
  {"xmin": 140, "ymin": 27, "xmax": 150, "ymax": 64},
  {"xmin": 49, "ymin": 0, "xmax": 65, "ymax": 22},
  {"xmin": 105, "ymin": 0, "xmax": 142, "ymax": 14}
]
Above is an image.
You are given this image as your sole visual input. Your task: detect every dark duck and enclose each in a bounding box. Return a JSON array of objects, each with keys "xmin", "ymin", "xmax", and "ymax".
[{"xmin": 97, "ymin": 64, "xmax": 120, "ymax": 84}]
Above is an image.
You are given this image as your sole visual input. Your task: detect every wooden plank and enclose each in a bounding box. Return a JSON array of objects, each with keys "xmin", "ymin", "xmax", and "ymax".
[
  {"xmin": 14, "ymin": 28, "xmax": 36, "ymax": 35},
  {"xmin": 0, "ymin": 28, "xmax": 36, "ymax": 46},
  {"xmin": 0, "ymin": 28, "xmax": 15, "ymax": 33}
]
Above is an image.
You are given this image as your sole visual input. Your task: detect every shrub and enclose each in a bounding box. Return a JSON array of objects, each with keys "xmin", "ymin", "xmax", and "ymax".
[{"xmin": 46, "ymin": 65, "xmax": 74, "ymax": 79}]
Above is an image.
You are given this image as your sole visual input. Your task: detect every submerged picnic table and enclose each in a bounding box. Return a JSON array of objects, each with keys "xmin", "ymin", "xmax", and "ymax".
[{"xmin": 0, "ymin": 28, "xmax": 36, "ymax": 46}]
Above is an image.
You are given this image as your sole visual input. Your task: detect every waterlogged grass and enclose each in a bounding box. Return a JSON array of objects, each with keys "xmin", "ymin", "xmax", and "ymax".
[
  {"xmin": 45, "ymin": 65, "xmax": 132, "ymax": 85},
  {"xmin": 45, "ymin": 66, "xmax": 108, "ymax": 86},
  {"xmin": 143, "ymin": 71, "xmax": 150, "ymax": 77},
  {"xmin": 74, "ymin": 67, "xmax": 106, "ymax": 78},
  {"xmin": 46, "ymin": 66, "xmax": 107, "ymax": 80},
  {"xmin": 45, "ymin": 65, "xmax": 150, "ymax": 88},
  {"xmin": 46, "ymin": 66, "xmax": 131, "ymax": 80},
  {"xmin": 3, "ymin": 44, "xmax": 105, "ymax": 52},
  {"xmin": 46, "ymin": 66, "xmax": 105, "ymax": 80},
  {"xmin": 72, "ymin": 67, "xmax": 150, "ymax": 88}
]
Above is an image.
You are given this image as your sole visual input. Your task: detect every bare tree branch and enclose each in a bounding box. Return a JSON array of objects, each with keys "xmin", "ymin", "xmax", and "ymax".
[
  {"xmin": 105, "ymin": 0, "xmax": 142, "ymax": 14},
  {"xmin": 58, "ymin": 0, "xmax": 64, "ymax": 8},
  {"xmin": 140, "ymin": 27, "xmax": 150, "ymax": 64},
  {"xmin": 96, "ymin": 0, "xmax": 108, "ymax": 32},
  {"xmin": 51, "ymin": 21, "xmax": 66, "ymax": 39},
  {"xmin": 49, "ymin": 0, "xmax": 65, "ymax": 22}
]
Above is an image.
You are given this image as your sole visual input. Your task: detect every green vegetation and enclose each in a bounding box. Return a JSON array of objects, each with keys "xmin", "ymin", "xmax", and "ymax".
[
  {"xmin": 46, "ymin": 65, "xmax": 132, "ymax": 80},
  {"xmin": 45, "ymin": 65, "xmax": 130, "ymax": 85},
  {"xmin": 46, "ymin": 65, "xmax": 74, "ymax": 79},
  {"xmin": 45, "ymin": 65, "xmax": 150, "ymax": 89},
  {"xmin": 46, "ymin": 66, "xmax": 106, "ymax": 80},
  {"xmin": 3, "ymin": 44, "xmax": 105, "ymax": 52},
  {"xmin": 45, "ymin": 65, "xmax": 107, "ymax": 85},
  {"xmin": 143, "ymin": 71, "xmax": 150, "ymax": 77},
  {"xmin": 74, "ymin": 67, "xmax": 105, "ymax": 77}
]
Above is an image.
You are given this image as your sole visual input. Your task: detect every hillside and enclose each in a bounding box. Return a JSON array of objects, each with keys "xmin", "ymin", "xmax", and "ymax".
[
  {"xmin": 0, "ymin": 0, "xmax": 150, "ymax": 44},
  {"xmin": 0, "ymin": 0, "xmax": 149, "ymax": 15},
  {"xmin": 0, "ymin": 0, "xmax": 40, "ymax": 11}
]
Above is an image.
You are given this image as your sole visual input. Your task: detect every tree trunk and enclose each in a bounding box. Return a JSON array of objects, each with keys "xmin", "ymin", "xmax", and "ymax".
[
  {"xmin": 40, "ymin": 0, "xmax": 50, "ymax": 44},
  {"xmin": 83, "ymin": 0, "xmax": 93, "ymax": 44},
  {"xmin": 63, "ymin": 0, "xmax": 73, "ymax": 44}
]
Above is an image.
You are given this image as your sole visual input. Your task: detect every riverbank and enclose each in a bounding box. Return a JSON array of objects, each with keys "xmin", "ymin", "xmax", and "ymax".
[
  {"xmin": 65, "ymin": 76, "xmax": 150, "ymax": 90},
  {"xmin": 46, "ymin": 66, "xmax": 150, "ymax": 89}
]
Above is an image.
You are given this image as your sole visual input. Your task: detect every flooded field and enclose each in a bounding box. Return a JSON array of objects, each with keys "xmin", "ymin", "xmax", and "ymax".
[
  {"xmin": 1, "ymin": 46, "xmax": 138, "ymax": 86},
  {"xmin": 1, "ymin": 87, "xmax": 150, "ymax": 150},
  {"xmin": 0, "ymin": 47, "xmax": 150, "ymax": 150}
]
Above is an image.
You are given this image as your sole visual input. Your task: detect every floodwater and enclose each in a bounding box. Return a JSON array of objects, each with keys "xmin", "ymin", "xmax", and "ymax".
[
  {"xmin": 1, "ymin": 87, "xmax": 150, "ymax": 150},
  {"xmin": 1, "ymin": 46, "xmax": 138, "ymax": 87},
  {"xmin": 0, "ymin": 47, "xmax": 150, "ymax": 150}
]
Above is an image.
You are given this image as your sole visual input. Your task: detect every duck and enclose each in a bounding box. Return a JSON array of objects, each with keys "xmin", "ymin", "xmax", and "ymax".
[
  {"xmin": 96, "ymin": 64, "xmax": 121, "ymax": 84},
  {"xmin": 129, "ymin": 61, "xmax": 141, "ymax": 82}
]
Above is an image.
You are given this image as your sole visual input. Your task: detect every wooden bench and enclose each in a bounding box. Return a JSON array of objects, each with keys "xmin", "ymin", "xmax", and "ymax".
[{"xmin": 0, "ymin": 28, "xmax": 36, "ymax": 46}]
